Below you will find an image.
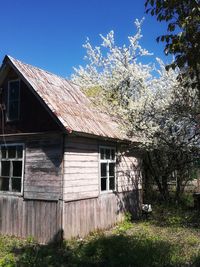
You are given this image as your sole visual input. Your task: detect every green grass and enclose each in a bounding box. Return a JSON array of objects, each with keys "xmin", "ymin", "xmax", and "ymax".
[{"xmin": 0, "ymin": 203, "xmax": 200, "ymax": 266}]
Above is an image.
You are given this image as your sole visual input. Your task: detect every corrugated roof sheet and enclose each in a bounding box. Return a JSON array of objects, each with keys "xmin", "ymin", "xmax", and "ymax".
[{"xmin": 4, "ymin": 55, "xmax": 128, "ymax": 141}]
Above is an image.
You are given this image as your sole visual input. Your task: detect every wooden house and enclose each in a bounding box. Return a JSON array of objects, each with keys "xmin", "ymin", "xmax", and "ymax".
[{"xmin": 0, "ymin": 55, "xmax": 142, "ymax": 243}]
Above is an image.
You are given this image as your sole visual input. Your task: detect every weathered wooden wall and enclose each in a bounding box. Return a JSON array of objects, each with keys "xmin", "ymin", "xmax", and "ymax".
[
  {"xmin": 0, "ymin": 133, "xmax": 63, "ymax": 201},
  {"xmin": 64, "ymin": 136, "xmax": 142, "ymax": 201},
  {"xmin": 63, "ymin": 136, "xmax": 142, "ymax": 239},
  {"xmin": 63, "ymin": 136, "xmax": 100, "ymax": 201},
  {"xmin": 63, "ymin": 190, "xmax": 142, "ymax": 239},
  {"xmin": 117, "ymin": 146, "xmax": 142, "ymax": 192},
  {"xmin": 0, "ymin": 134, "xmax": 142, "ymax": 242},
  {"xmin": 24, "ymin": 134, "xmax": 63, "ymax": 200},
  {"xmin": 0, "ymin": 195, "xmax": 62, "ymax": 243},
  {"xmin": 0, "ymin": 133, "xmax": 63, "ymax": 243}
]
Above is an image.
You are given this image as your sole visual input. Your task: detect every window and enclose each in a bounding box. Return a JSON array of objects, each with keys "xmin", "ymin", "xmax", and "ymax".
[
  {"xmin": 0, "ymin": 144, "xmax": 24, "ymax": 193},
  {"xmin": 100, "ymin": 146, "xmax": 116, "ymax": 192},
  {"xmin": 7, "ymin": 80, "xmax": 20, "ymax": 121}
]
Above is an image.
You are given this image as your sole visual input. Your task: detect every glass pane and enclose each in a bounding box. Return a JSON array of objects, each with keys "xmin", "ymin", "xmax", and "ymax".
[
  {"xmin": 1, "ymin": 147, "xmax": 7, "ymax": 159},
  {"xmin": 1, "ymin": 161, "xmax": 10, "ymax": 176},
  {"xmin": 8, "ymin": 101, "xmax": 19, "ymax": 121},
  {"xmin": 8, "ymin": 146, "xmax": 16, "ymax": 158},
  {"xmin": 111, "ymin": 149, "xmax": 115, "ymax": 160},
  {"xmin": 9, "ymin": 81, "xmax": 20, "ymax": 101},
  {"xmin": 13, "ymin": 161, "xmax": 22, "ymax": 177},
  {"xmin": 0, "ymin": 177, "xmax": 9, "ymax": 191},
  {"xmin": 109, "ymin": 163, "xmax": 115, "ymax": 177},
  {"xmin": 11, "ymin": 178, "xmax": 21, "ymax": 192},
  {"xmin": 109, "ymin": 177, "xmax": 115, "ymax": 190},
  {"xmin": 101, "ymin": 163, "xmax": 107, "ymax": 177},
  {"xmin": 16, "ymin": 146, "xmax": 23, "ymax": 158},
  {"xmin": 100, "ymin": 148, "xmax": 105, "ymax": 159},
  {"xmin": 101, "ymin": 178, "xmax": 107, "ymax": 191},
  {"xmin": 105, "ymin": 149, "xmax": 110, "ymax": 159}
]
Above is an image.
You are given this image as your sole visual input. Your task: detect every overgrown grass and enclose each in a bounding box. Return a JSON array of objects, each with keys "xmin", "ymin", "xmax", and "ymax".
[{"xmin": 0, "ymin": 201, "xmax": 200, "ymax": 266}]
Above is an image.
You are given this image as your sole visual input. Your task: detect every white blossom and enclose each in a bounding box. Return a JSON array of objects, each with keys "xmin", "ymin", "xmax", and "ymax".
[{"xmin": 71, "ymin": 19, "xmax": 200, "ymax": 153}]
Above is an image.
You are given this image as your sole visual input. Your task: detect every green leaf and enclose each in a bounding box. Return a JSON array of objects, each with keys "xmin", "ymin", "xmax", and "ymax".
[
  {"xmin": 156, "ymin": 36, "xmax": 160, "ymax": 42},
  {"xmin": 161, "ymin": 35, "xmax": 165, "ymax": 42}
]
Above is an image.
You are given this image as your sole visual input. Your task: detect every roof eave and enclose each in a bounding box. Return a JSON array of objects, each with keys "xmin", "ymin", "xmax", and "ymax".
[{"xmin": 69, "ymin": 130, "xmax": 135, "ymax": 144}]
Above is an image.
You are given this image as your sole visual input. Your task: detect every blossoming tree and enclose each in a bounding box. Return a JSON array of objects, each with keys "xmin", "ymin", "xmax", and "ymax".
[{"xmin": 72, "ymin": 19, "xmax": 200, "ymax": 202}]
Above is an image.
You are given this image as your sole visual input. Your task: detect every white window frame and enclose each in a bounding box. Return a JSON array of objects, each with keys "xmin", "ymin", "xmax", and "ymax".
[
  {"xmin": 7, "ymin": 79, "xmax": 20, "ymax": 121},
  {"xmin": 0, "ymin": 143, "xmax": 25, "ymax": 195},
  {"xmin": 99, "ymin": 146, "xmax": 116, "ymax": 193}
]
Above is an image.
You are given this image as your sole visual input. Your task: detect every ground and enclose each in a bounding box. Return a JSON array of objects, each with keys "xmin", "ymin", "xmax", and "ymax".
[{"xmin": 0, "ymin": 200, "xmax": 200, "ymax": 267}]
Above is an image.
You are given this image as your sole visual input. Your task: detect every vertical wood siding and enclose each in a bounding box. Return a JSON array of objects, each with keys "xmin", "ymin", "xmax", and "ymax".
[
  {"xmin": 63, "ymin": 190, "xmax": 142, "ymax": 239},
  {"xmin": 0, "ymin": 196, "xmax": 62, "ymax": 244}
]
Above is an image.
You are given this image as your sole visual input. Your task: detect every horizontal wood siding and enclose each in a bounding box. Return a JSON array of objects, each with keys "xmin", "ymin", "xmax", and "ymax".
[
  {"xmin": 63, "ymin": 190, "xmax": 142, "ymax": 239},
  {"xmin": 0, "ymin": 195, "xmax": 62, "ymax": 243},
  {"xmin": 117, "ymin": 146, "xmax": 142, "ymax": 193},
  {"xmin": 63, "ymin": 136, "xmax": 100, "ymax": 201},
  {"xmin": 0, "ymin": 133, "xmax": 63, "ymax": 200},
  {"xmin": 64, "ymin": 136, "xmax": 142, "ymax": 201}
]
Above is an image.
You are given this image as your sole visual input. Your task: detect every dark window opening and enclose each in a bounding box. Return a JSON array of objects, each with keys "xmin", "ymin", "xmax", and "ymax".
[
  {"xmin": 0, "ymin": 145, "xmax": 24, "ymax": 193},
  {"xmin": 7, "ymin": 80, "xmax": 20, "ymax": 121}
]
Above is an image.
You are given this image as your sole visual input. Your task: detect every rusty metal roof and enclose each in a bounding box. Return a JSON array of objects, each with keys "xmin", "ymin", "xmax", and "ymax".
[{"xmin": 3, "ymin": 55, "xmax": 129, "ymax": 141}]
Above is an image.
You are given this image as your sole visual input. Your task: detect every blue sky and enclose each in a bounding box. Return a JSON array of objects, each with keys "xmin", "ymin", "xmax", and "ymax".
[{"xmin": 0, "ymin": 0, "xmax": 170, "ymax": 78}]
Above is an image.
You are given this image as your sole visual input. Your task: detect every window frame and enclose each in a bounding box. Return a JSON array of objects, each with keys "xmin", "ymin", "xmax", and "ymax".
[
  {"xmin": 7, "ymin": 79, "xmax": 21, "ymax": 122},
  {"xmin": 99, "ymin": 146, "xmax": 116, "ymax": 193},
  {"xmin": 0, "ymin": 143, "xmax": 25, "ymax": 195}
]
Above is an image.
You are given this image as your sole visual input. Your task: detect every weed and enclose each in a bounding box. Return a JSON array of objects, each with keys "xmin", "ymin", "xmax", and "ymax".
[
  {"xmin": 0, "ymin": 254, "xmax": 15, "ymax": 267},
  {"xmin": 113, "ymin": 212, "xmax": 133, "ymax": 234}
]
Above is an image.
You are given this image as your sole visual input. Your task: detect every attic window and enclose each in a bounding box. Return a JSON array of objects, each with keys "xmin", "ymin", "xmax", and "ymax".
[
  {"xmin": 0, "ymin": 144, "xmax": 24, "ymax": 193},
  {"xmin": 7, "ymin": 80, "xmax": 20, "ymax": 121}
]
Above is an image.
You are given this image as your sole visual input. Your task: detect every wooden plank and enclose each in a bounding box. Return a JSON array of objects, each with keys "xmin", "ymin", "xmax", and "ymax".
[
  {"xmin": 24, "ymin": 179, "xmax": 62, "ymax": 186},
  {"xmin": 26, "ymin": 148, "xmax": 62, "ymax": 157},
  {"xmin": 64, "ymin": 151, "xmax": 98, "ymax": 157},
  {"xmin": 64, "ymin": 161, "xmax": 98, "ymax": 168},
  {"xmin": 0, "ymin": 196, "xmax": 62, "ymax": 243},
  {"xmin": 63, "ymin": 173, "xmax": 99, "ymax": 180},
  {"xmin": 63, "ymin": 191, "xmax": 141, "ymax": 239},
  {"xmin": 63, "ymin": 191, "xmax": 99, "ymax": 201},
  {"xmin": 64, "ymin": 154, "xmax": 98, "ymax": 161},
  {"xmin": 63, "ymin": 184, "xmax": 98, "ymax": 193},
  {"xmin": 24, "ymin": 192, "xmax": 61, "ymax": 201},
  {"xmin": 64, "ymin": 167, "xmax": 98, "ymax": 174},
  {"xmin": 26, "ymin": 162, "xmax": 61, "ymax": 171},
  {"xmin": 24, "ymin": 185, "xmax": 61, "ymax": 193},
  {"xmin": 63, "ymin": 180, "xmax": 98, "ymax": 187}
]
